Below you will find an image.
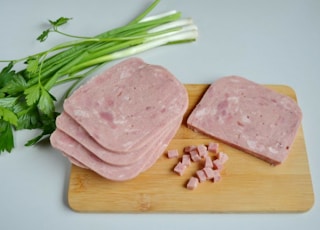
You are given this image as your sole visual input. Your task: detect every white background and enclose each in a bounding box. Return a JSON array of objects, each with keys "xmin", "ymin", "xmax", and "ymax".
[{"xmin": 0, "ymin": 0, "xmax": 319, "ymax": 229}]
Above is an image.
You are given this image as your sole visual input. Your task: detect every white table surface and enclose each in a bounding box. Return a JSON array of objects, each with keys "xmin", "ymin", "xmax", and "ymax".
[{"xmin": 0, "ymin": 0, "xmax": 319, "ymax": 229}]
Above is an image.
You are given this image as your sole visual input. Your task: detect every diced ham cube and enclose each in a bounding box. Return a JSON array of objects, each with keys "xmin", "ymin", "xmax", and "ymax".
[
  {"xmin": 168, "ymin": 143, "xmax": 228, "ymax": 190},
  {"xmin": 181, "ymin": 154, "xmax": 191, "ymax": 166},
  {"xmin": 167, "ymin": 149, "xmax": 179, "ymax": 159},
  {"xmin": 213, "ymin": 159, "xmax": 224, "ymax": 171},
  {"xmin": 190, "ymin": 150, "xmax": 202, "ymax": 162},
  {"xmin": 183, "ymin": 145, "xmax": 196, "ymax": 153},
  {"xmin": 186, "ymin": 177, "xmax": 199, "ymax": 190},
  {"xmin": 212, "ymin": 169, "xmax": 221, "ymax": 182},
  {"xmin": 197, "ymin": 144, "xmax": 208, "ymax": 157},
  {"xmin": 203, "ymin": 167, "xmax": 216, "ymax": 180},
  {"xmin": 208, "ymin": 142, "xmax": 219, "ymax": 153},
  {"xmin": 217, "ymin": 151, "xmax": 229, "ymax": 164},
  {"xmin": 204, "ymin": 156, "xmax": 214, "ymax": 168},
  {"xmin": 196, "ymin": 169, "xmax": 207, "ymax": 183},
  {"xmin": 173, "ymin": 162, "xmax": 187, "ymax": 176}
]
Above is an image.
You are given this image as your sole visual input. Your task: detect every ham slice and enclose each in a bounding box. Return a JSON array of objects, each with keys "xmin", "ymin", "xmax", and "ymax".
[
  {"xmin": 51, "ymin": 119, "xmax": 181, "ymax": 181},
  {"xmin": 50, "ymin": 58, "xmax": 188, "ymax": 181},
  {"xmin": 56, "ymin": 112, "xmax": 180, "ymax": 166},
  {"xmin": 187, "ymin": 76, "xmax": 302, "ymax": 165},
  {"xmin": 63, "ymin": 58, "xmax": 188, "ymax": 153}
]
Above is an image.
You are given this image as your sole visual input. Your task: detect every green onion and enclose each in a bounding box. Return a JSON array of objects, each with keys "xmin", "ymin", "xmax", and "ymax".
[{"xmin": 0, "ymin": 0, "xmax": 198, "ymax": 153}]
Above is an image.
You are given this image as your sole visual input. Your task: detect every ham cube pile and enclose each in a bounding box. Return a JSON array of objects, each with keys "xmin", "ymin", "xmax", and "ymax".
[
  {"xmin": 170, "ymin": 142, "xmax": 228, "ymax": 190},
  {"xmin": 187, "ymin": 76, "xmax": 302, "ymax": 165},
  {"xmin": 50, "ymin": 58, "xmax": 188, "ymax": 181}
]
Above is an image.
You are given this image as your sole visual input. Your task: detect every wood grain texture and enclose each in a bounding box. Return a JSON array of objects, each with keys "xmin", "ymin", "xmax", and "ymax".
[{"xmin": 68, "ymin": 84, "xmax": 314, "ymax": 213}]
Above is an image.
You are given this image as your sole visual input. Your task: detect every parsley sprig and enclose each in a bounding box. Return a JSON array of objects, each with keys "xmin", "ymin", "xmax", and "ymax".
[{"xmin": 0, "ymin": 0, "xmax": 198, "ymax": 153}]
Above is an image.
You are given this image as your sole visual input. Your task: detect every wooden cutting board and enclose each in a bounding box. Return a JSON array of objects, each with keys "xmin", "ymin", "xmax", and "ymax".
[{"xmin": 68, "ymin": 84, "xmax": 314, "ymax": 213}]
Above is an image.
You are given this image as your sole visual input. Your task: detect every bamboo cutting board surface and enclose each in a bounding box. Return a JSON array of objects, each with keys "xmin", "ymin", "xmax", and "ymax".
[{"xmin": 68, "ymin": 84, "xmax": 314, "ymax": 213}]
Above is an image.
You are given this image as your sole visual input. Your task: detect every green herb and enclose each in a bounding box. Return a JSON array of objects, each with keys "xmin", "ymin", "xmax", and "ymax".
[{"xmin": 0, "ymin": 0, "xmax": 198, "ymax": 153}]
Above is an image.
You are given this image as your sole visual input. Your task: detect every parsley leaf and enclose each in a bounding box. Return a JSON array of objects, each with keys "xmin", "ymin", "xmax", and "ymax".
[
  {"xmin": 37, "ymin": 17, "xmax": 72, "ymax": 42},
  {"xmin": 0, "ymin": 97, "xmax": 17, "ymax": 108},
  {"xmin": 24, "ymin": 112, "xmax": 58, "ymax": 146},
  {"xmin": 0, "ymin": 62, "xmax": 16, "ymax": 88},
  {"xmin": 0, "ymin": 74, "xmax": 27, "ymax": 95},
  {"xmin": 0, "ymin": 120, "xmax": 14, "ymax": 153},
  {"xmin": 38, "ymin": 87, "xmax": 56, "ymax": 115},
  {"xmin": 37, "ymin": 29, "xmax": 50, "ymax": 42},
  {"xmin": 24, "ymin": 84, "xmax": 41, "ymax": 106},
  {"xmin": 13, "ymin": 98, "xmax": 41, "ymax": 130},
  {"xmin": 26, "ymin": 56, "xmax": 40, "ymax": 74},
  {"xmin": 0, "ymin": 106, "xmax": 18, "ymax": 126},
  {"xmin": 0, "ymin": 97, "xmax": 18, "ymax": 127},
  {"xmin": 49, "ymin": 17, "xmax": 72, "ymax": 28}
]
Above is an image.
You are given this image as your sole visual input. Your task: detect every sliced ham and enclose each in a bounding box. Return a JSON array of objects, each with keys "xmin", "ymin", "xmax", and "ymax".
[
  {"xmin": 56, "ymin": 112, "xmax": 180, "ymax": 166},
  {"xmin": 60, "ymin": 152, "xmax": 88, "ymax": 169},
  {"xmin": 51, "ymin": 119, "xmax": 181, "ymax": 181},
  {"xmin": 63, "ymin": 58, "xmax": 188, "ymax": 153},
  {"xmin": 50, "ymin": 58, "xmax": 188, "ymax": 181},
  {"xmin": 187, "ymin": 76, "xmax": 302, "ymax": 165}
]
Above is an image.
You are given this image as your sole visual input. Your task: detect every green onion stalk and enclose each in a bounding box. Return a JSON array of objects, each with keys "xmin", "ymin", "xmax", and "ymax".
[{"xmin": 0, "ymin": 0, "xmax": 198, "ymax": 153}]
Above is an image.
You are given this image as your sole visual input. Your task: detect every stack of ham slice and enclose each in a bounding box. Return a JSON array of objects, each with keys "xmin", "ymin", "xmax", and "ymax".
[{"xmin": 50, "ymin": 58, "xmax": 188, "ymax": 181}]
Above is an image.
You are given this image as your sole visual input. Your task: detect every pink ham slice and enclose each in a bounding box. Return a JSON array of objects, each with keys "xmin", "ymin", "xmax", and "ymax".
[
  {"xmin": 50, "ymin": 57, "xmax": 188, "ymax": 181},
  {"xmin": 51, "ymin": 119, "xmax": 181, "ymax": 181},
  {"xmin": 187, "ymin": 76, "xmax": 302, "ymax": 165},
  {"xmin": 60, "ymin": 151, "xmax": 88, "ymax": 169},
  {"xmin": 63, "ymin": 57, "xmax": 188, "ymax": 153},
  {"xmin": 55, "ymin": 112, "xmax": 180, "ymax": 166}
]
